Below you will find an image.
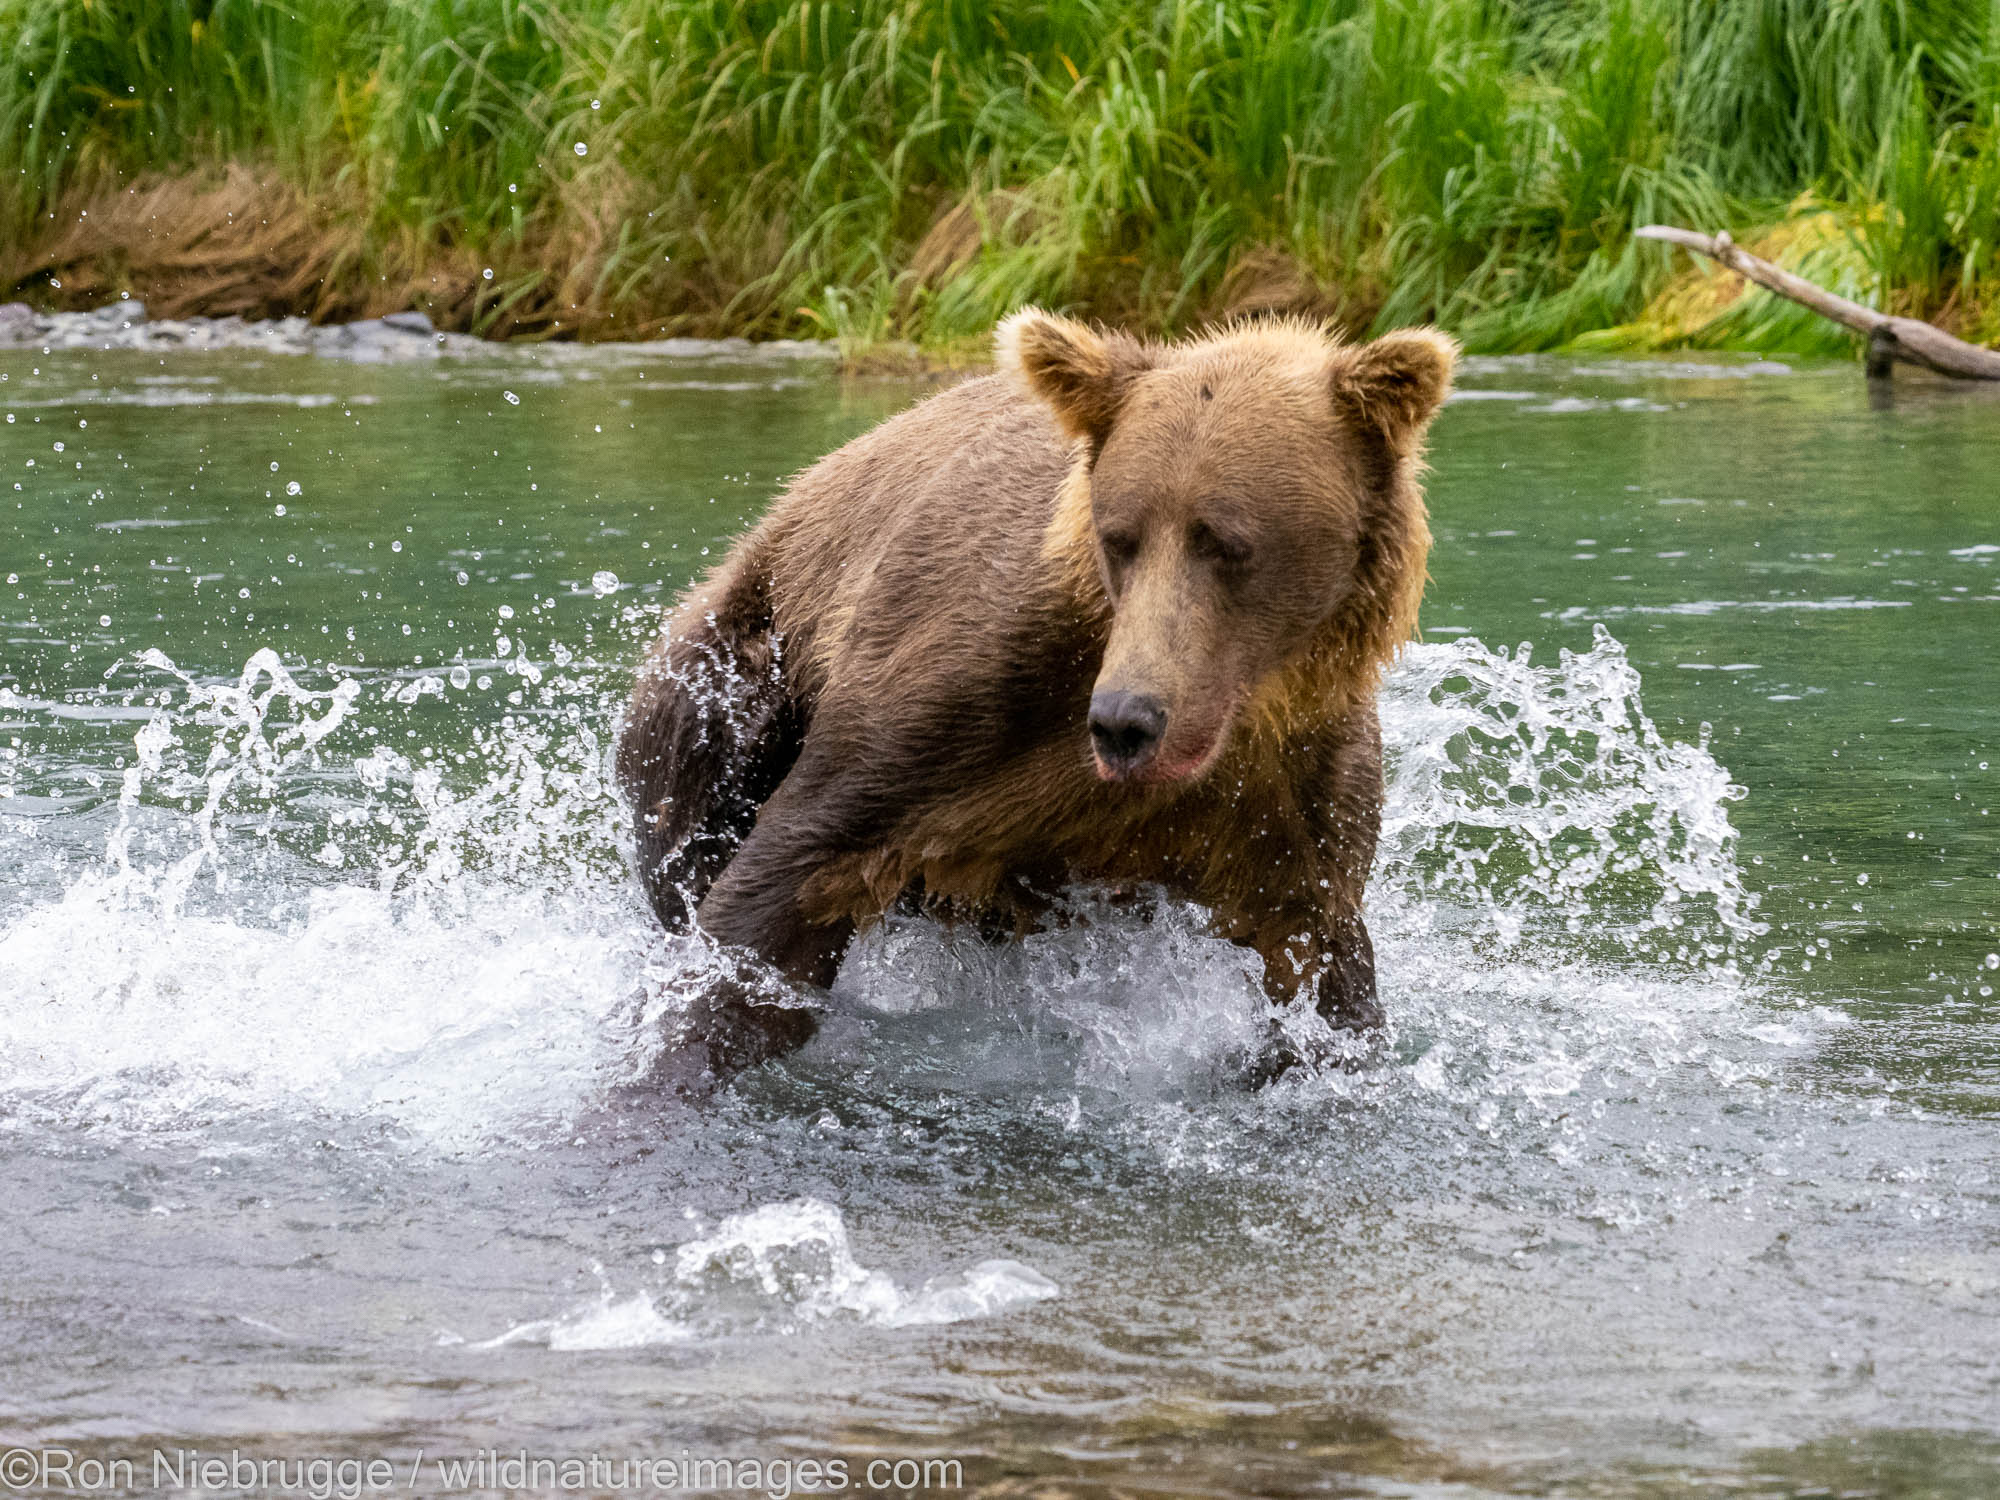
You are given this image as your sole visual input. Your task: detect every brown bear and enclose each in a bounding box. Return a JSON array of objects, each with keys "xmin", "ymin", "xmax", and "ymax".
[{"xmin": 617, "ymin": 311, "xmax": 1454, "ymax": 1086}]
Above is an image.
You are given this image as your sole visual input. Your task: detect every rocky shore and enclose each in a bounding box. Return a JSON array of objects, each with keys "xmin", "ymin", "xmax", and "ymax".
[{"xmin": 0, "ymin": 299, "xmax": 836, "ymax": 364}]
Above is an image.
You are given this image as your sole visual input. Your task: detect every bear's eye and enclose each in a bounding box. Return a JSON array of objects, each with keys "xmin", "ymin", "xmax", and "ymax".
[
  {"xmin": 1189, "ymin": 521, "xmax": 1252, "ymax": 569},
  {"xmin": 1100, "ymin": 530, "xmax": 1140, "ymax": 571}
]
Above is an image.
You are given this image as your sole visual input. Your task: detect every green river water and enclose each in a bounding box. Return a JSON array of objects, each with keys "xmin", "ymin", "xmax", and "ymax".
[{"xmin": 1, "ymin": 339, "xmax": 1996, "ymax": 1498}]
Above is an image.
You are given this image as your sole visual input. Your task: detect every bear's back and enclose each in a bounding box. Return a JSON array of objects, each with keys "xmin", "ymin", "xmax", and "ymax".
[{"xmin": 761, "ymin": 374, "xmax": 1085, "ymax": 699}]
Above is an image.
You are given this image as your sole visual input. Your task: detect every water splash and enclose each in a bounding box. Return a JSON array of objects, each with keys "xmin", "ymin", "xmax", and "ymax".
[
  {"xmin": 823, "ymin": 629, "xmax": 1780, "ymax": 1116},
  {"xmin": 1379, "ymin": 625, "xmax": 1761, "ymax": 964},
  {"xmin": 0, "ymin": 639, "xmax": 650, "ymax": 1147},
  {"xmin": 0, "ymin": 625, "xmax": 1783, "ymax": 1147},
  {"xmin": 103, "ymin": 647, "xmax": 360, "ymax": 912},
  {"xmin": 471, "ymin": 1198, "xmax": 1058, "ymax": 1349}
]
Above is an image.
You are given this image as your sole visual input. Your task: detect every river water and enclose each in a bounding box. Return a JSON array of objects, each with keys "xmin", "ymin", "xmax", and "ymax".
[{"xmin": 1, "ymin": 337, "xmax": 1996, "ymax": 1498}]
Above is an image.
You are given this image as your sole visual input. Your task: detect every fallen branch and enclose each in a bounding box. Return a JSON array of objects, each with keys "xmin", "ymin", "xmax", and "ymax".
[{"xmin": 1634, "ymin": 224, "xmax": 2000, "ymax": 381}]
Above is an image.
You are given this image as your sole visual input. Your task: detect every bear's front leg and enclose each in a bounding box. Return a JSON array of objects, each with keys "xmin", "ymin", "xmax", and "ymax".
[
  {"xmin": 1254, "ymin": 911, "xmax": 1383, "ymax": 1032},
  {"xmin": 645, "ymin": 966, "xmax": 822, "ymax": 1096},
  {"xmin": 618, "ymin": 562, "xmax": 803, "ymax": 935},
  {"xmin": 1236, "ymin": 707, "xmax": 1389, "ymax": 1075},
  {"xmin": 654, "ymin": 759, "xmax": 876, "ymax": 1089},
  {"xmin": 1213, "ymin": 909, "xmax": 1381, "ymax": 1087},
  {"xmin": 652, "ymin": 902, "xmax": 847, "ymax": 1095}
]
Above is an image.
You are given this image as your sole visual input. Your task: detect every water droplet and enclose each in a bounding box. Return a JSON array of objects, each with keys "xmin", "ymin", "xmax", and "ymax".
[
  {"xmin": 52, "ymin": 441, "xmax": 63, "ymax": 453},
  {"xmin": 273, "ymin": 503, "xmax": 286, "ymax": 517},
  {"xmin": 483, "ymin": 267, "xmax": 494, "ymax": 281},
  {"xmin": 455, "ymin": 570, "xmax": 469, "ymax": 586},
  {"xmin": 98, "ymin": 614, "xmax": 110, "ymax": 627},
  {"xmin": 503, "ymin": 390, "xmax": 520, "ymax": 406},
  {"xmin": 591, "ymin": 570, "xmax": 619, "ymax": 596},
  {"xmin": 391, "ymin": 540, "xmax": 403, "ymax": 553},
  {"xmin": 498, "ymin": 605, "xmax": 515, "ymax": 620},
  {"xmin": 238, "ymin": 588, "xmax": 250, "ymax": 600},
  {"xmin": 449, "ymin": 664, "xmax": 471, "ymax": 689},
  {"xmin": 286, "ymin": 480, "xmax": 301, "ymax": 496},
  {"xmin": 1986, "ymin": 953, "xmax": 1999, "ymax": 970},
  {"xmin": 495, "ymin": 636, "xmax": 511, "ymax": 655},
  {"xmin": 1855, "ymin": 872, "xmax": 1868, "ymax": 885},
  {"xmin": 573, "ymin": 141, "xmax": 588, "ymax": 157},
  {"xmin": 269, "ymin": 461, "xmax": 280, "ymax": 472}
]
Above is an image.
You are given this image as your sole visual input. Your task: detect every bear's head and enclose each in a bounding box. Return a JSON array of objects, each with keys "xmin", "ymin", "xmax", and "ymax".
[{"xmin": 997, "ymin": 309, "xmax": 1455, "ymax": 785}]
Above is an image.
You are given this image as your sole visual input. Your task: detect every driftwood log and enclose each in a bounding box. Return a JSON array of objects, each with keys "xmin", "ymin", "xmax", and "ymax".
[{"xmin": 1635, "ymin": 224, "xmax": 2000, "ymax": 381}]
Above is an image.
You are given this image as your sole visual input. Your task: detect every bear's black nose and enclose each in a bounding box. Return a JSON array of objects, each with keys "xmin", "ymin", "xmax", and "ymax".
[{"xmin": 1089, "ymin": 690, "xmax": 1167, "ymax": 777}]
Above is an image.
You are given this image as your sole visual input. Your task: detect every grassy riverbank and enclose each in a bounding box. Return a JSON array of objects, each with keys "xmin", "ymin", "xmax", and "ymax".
[{"xmin": 5, "ymin": 0, "xmax": 1999, "ymax": 355}]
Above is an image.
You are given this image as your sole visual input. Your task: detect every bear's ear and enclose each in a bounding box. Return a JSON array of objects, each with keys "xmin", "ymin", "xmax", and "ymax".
[
  {"xmin": 996, "ymin": 307, "xmax": 1151, "ymax": 446},
  {"xmin": 1331, "ymin": 327, "xmax": 1458, "ymax": 457}
]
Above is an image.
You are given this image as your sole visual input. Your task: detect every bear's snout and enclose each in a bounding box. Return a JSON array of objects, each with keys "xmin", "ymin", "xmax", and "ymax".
[{"xmin": 1089, "ymin": 690, "xmax": 1168, "ymax": 780}]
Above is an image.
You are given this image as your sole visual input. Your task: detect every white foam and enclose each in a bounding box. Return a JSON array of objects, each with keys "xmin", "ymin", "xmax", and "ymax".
[
  {"xmin": 0, "ymin": 644, "xmax": 661, "ymax": 1148},
  {"xmin": 0, "ymin": 626, "xmax": 1780, "ymax": 1147},
  {"xmin": 889, "ymin": 1259, "xmax": 1062, "ymax": 1326},
  {"xmin": 8, "ymin": 389, "xmax": 375, "ymax": 408},
  {"xmin": 0, "ymin": 873, "xmax": 670, "ymax": 1146},
  {"xmin": 833, "ymin": 889, "xmax": 1275, "ymax": 1100},
  {"xmin": 1549, "ymin": 598, "xmax": 1912, "ymax": 620},
  {"xmin": 1379, "ymin": 627, "xmax": 1761, "ymax": 959},
  {"xmin": 473, "ymin": 1284, "xmax": 693, "ymax": 1352},
  {"xmin": 1524, "ymin": 395, "xmax": 1672, "ymax": 413},
  {"xmin": 471, "ymin": 1199, "xmax": 1058, "ymax": 1349},
  {"xmin": 674, "ymin": 1199, "xmax": 908, "ymax": 1324}
]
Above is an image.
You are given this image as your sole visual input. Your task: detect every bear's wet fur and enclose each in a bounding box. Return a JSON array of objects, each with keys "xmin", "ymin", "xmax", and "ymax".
[{"xmin": 618, "ymin": 310, "xmax": 1455, "ymax": 1088}]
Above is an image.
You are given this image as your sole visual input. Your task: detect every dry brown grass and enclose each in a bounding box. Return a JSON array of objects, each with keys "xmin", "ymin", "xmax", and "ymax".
[
  {"xmin": 0, "ymin": 161, "xmax": 806, "ymax": 342},
  {"xmin": 9, "ymin": 166, "xmax": 370, "ymax": 321},
  {"xmin": 1213, "ymin": 245, "xmax": 1347, "ymax": 326}
]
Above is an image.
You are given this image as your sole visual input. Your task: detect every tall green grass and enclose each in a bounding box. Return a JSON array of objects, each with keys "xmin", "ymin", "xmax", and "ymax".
[{"xmin": 4, "ymin": 0, "xmax": 1999, "ymax": 350}]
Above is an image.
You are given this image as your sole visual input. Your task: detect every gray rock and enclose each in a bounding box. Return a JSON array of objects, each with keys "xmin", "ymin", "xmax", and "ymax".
[
  {"xmin": 0, "ymin": 302, "xmax": 40, "ymax": 343},
  {"xmin": 0, "ymin": 306, "xmax": 829, "ymax": 365},
  {"xmin": 89, "ymin": 298, "xmax": 147, "ymax": 329},
  {"xmin": 314, "ymin": 317, "xmax": 442, "ymax": 362}
]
